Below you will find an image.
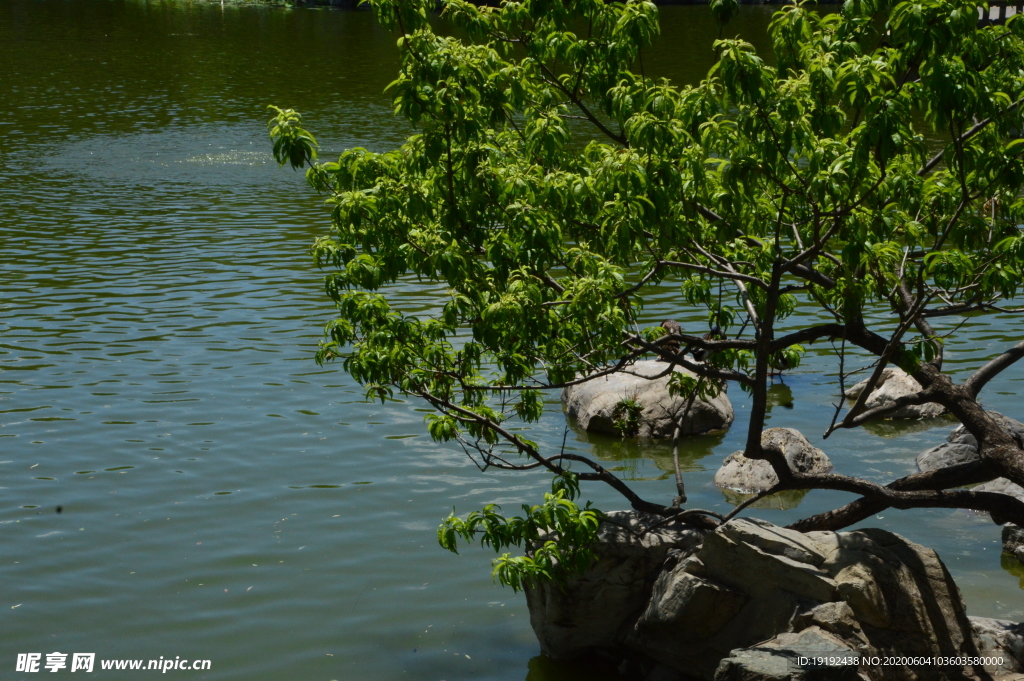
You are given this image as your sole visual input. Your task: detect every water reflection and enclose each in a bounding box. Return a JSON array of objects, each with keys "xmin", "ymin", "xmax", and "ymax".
[
  {"xmin": 861, "ymin": 414, "xmax": 958, "ymax": 439},
  {"xmin": 526, "ymin": 654, "xmax": 623, "ymax": 681},
  {"xmin": 1002, "ymin": 553, "xmax": 1024, "ymax": 589},
  {"xmin": 766, "ymin": 383, "xmax": 794, "ymax": 411},
  {"xmin": 568, "ymin": 421, "xmax": 725, "ymax": 480},
  {"xmin": 720, "ymin": 488, "xmax": 810, "ymax": 511}
]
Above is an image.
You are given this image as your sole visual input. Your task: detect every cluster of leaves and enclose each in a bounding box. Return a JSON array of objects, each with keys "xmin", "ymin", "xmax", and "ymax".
[
  {"xmin": 612, "ymin": 394, "xmax": 644, "ymax": 435},
  {"xmin": 438, "ymin": 475, "xmax": 602, "ymax": 591},
  {"xmin": 270, "ymin": 0, "xmax": 1024, "ymax": 585}
]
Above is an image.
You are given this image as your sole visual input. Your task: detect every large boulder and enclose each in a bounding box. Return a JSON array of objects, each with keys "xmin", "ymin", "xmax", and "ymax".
[
  {"xmin": 527, "ymin": 514, "xmax": 1010, "ymax": 681},
  {"xmin": 714, "ymin": 428, "xmax": 832, "ymax": 494},
  {"xmin": 844, "ymin": 367, "xmax": 946, "ymax": 420},
  {"xmin": 524, "ymin": 510, "xmax": 703, "ymax": 660},
  {"xmin": 562, "ymin": 360, "xmax": 734, "ymax": 439}
]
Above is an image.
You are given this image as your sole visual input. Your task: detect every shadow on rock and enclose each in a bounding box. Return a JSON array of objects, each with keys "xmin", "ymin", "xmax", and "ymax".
[{"xmin": 527, "ymin": 513, "xmax": 1024, "ymax": 681}]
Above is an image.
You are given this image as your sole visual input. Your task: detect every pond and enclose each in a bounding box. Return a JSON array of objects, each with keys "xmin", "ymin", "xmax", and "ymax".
[{"xmin": 1, "ymin": 1, "xmax": 1022, "ymax": 679}]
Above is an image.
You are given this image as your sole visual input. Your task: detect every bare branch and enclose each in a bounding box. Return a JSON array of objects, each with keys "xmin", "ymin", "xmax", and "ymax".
[
  {"xmin": 827, "ymin": 389, "xmax": 932, "ymax": 430},
  {"xmin": 964, "ymin": 339, "xmax": 1024, "ymax": 398},
  {"xmin": 659, "ymin": 260, "xmax": 770, "ymax": 290},
  {"xmin": 789, "ymin": 460, "xmax": 999, "ymax": 532},
  {"xmin": 769, "ymin": 324, "xmax": 847, "ymax": 352},
  {"xmin": 916, "ymin": 95, "xmax": 1024, "ymax": 177},
  {"xmin": 923, "ymin": 302, "xmax": 1024, "ymax": 318},
  {"xmin": 417, "ymin": 388, "xmax": 683, "ymax": 516}
]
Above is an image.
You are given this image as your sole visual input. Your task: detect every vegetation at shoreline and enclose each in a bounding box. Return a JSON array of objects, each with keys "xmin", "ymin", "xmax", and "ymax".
[{"xmin": 271, "ymin": 0, "xmax": 1024, "ymax": 588}]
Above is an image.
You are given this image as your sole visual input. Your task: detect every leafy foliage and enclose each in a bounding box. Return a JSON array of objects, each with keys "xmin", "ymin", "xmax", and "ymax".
[
  {"xmin": 438, "ymin": 475, "xmax": 602, "ymax": 591},
  {"xmin": 271, "ymin": 0, "xmax": 1024, "ymax": 585}
]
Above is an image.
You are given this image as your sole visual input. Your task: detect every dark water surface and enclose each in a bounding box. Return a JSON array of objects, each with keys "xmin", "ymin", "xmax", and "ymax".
[{"xmin": 1, "ymin": 2, "xmax": 1022, "ymax": 680}]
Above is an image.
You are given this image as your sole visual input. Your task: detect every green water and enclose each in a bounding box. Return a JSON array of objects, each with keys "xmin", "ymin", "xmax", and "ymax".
[{"xmin": 1, "ymin": 2, "xmax": 1022, "ymax": 680}]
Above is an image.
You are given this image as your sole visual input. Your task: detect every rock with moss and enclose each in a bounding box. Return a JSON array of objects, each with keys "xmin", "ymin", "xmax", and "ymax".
[{"xmin": 561, "ymin": 360, "xmax": 734, "ymax": 439}]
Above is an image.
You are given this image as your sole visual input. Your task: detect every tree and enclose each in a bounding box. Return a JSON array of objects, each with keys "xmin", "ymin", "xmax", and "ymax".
[{"xmin": 269, "ymin": 0, "xmax": 1024, "ymax": 588}]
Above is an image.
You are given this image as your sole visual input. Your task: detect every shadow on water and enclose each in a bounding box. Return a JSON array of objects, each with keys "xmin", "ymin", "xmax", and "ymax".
[{"xmin": 526, "ymin": 654, "xmax": 624, "ymax": 681}]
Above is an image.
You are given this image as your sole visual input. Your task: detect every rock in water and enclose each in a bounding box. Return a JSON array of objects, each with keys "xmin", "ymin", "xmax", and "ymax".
[
  {"xmin": 915, "ymin": 442, "xmax": 981, "ymax": 473},
  {"xmin": 561, "ymin": 359, "xmax": 734, "ymax": 439},
  {"xmin": 916, "ymin": 413, "xmax": 1024, "ymax": 555},
  {"xmin": 524, "ymin": 510, "xmax": 703, "ymax": 661},
  {"xmin": 844, "ymin": 367, "xmax": 946, "ymax": 420},
  {"xmin": 714, "ymin": 428, "xmax": 832, "ymax": 494},
  {"xmin": 975, "ymin": 477, "xmax": 1024, "ymax": 504},
  {"xmin": 946, "ymin": 413, "xmax": 1024, "ymax": 449},
  {"xmin": 915, "ymin": 412, "xmax": 1024, "ymax": 475},
  {"xmin": 970, "ymin": 616, "xmax": 1024, "ymax": 674},
  {"xmin": 1004, "ymin": 524, "xmax": 1024, "ymax": 564},
  {"xmin": 526, "ymin": 514, "xmax": 1012, "ymax": 681}
]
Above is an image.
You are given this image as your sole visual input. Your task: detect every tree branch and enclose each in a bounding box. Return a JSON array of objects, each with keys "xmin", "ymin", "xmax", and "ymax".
[
  {"xmin": 627, "ymin": 334, "xmax": 757, "ymax": 386},
  {"xmin": 416, "ymin": 388, "xmax": 681, "ymax": 516},
  {"xmin": 916, "ymin": 95, "xmax": 1024, "ymax": 177},
  {"xmin": 964, "ymin": 339, "xmax": 1024, "ymax": 398}
]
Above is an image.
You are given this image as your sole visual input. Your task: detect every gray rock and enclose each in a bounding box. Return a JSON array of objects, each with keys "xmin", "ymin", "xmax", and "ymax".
[
  {"xmin": 630, "ymin": 519, "xmax": 976, "ymax": 679},
  {"xmin": 1003, "ymin": 524, "xmax": 1024, "ymax": 563},
  {"xmin": 948, "ymin": 412, "xmax": 1024, "ymax": 449},
  {"xmin": 970, "ymin": 616, "xmax": 1024, "ymax": 674},
  {"xmin": 528, "ymin": 514, "xmax": 991, "ymax": 681},
  {"xmin": 916, "ymin": 442, "xmax": 980, "ymax": 473},
  {"xmin": 790, "ymin": 602, "xmax": 870, "ymax": 651},
  {"xmin": 844, "ymin": 367, "xmax": 946, "ymax": 419},
  {"xmin": 524, "ymin": 510, "xmax": 703, "ymax": 660},
  {"xmin": 976, "ymin": 477, "xmax": 1024, "ymax": 504},
  {"xmin": 714, "ymin": 628, "xmax": 862, "ymax": 681},
  {"xmin": 561, "ymin": 360, "xmax": 734, "ymax": 439},
  {"xmin": 714, "ymin": 428, "xmax": 832, "ymax": 494},
  {"xmin": 917, "ymin": 415, "xmax": 1024, "ymax": 527}
]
